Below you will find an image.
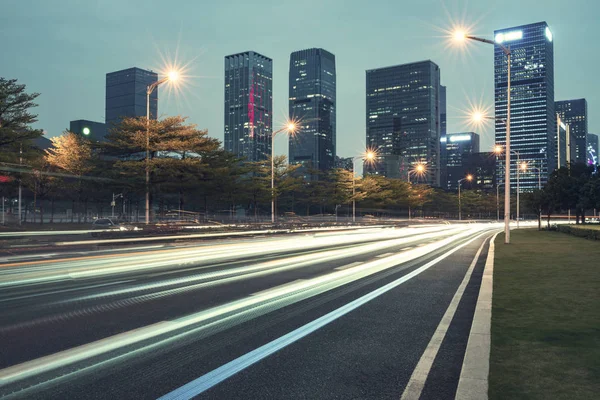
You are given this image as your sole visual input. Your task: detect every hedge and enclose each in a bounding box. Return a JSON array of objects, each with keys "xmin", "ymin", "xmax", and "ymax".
[{"xmin": 557, "ymin": 224, "xmax": 600, "ymax": 240}]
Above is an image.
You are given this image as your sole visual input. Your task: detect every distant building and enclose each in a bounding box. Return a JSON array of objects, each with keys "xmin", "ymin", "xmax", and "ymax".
[
  {"xmin": 555, "ymin": 115, "xmax": 568, "ymax": 168},
  {"xmin": 106, "ymin": 67, "xmax": 158, "ymax": 129},
  {"xmin": 32, "ymin": 135, "xmax": 52, "ymax": 151},
  {"xmin": 556, "ymin": 99, "xmax": 588, "ymax": 164},
  {"xmin": 224, "ymin": 51, "xmax": 273, "ymax": 162},
  {"xmin": 365, "ymin": 60, "xmax": 441, "ymax": 185},
  {"xmin": 443, "ymin": 132, "xmax": 480, "ymax": 190},
  {"xmin": 335, "ymin": 156, "xmax": 353, "ymax": 171},
  {"xmin": 70, "ymin": 120, "xmax": 107, "ymax": 142},
  {"xmin": 439, "ymin": 85, "xmax": 447, "ymax": 189},
  {"xmin": 588, "ymin": 133, "xmax": 598, "ymax": 167},
  {"xmin": 495, "ymin": 22, "xmax": 555, "ymax": 191},
  {"xmin": 289, "ymin": 48, "xmax": 336, "ymax": 174},
  {"xmin": 464, "ymin": 152, "xmax": 497, "ymax": 192}
]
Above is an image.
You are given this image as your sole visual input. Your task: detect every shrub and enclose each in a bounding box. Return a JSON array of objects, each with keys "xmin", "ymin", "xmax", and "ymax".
[{"xmin": 557, "ymin": 225, "xmax": 600, "ymax": 240}]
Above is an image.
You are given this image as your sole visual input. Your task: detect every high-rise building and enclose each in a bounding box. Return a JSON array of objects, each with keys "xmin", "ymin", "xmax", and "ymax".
[
  {"xmin": 439, "ymin": 85, "xmax": 448, "ymax": 189},
  {"xmin": 443, "ymin": 132, "xmax": 480, "ymax": 190},
  {"xmin": 494, "ymin": 22, "xmax": 555, "ymax": 191},
  {"xmin": 555, "ymin": 99, "xmax": 588, "ymax": 164},
  {"xmin": 555, "ymin": 115, "xmax": 568, "ymax": 168},
  {"xmin": 106, "ymin": 67, "xmax": 158, "ymax": 129},
  {"xmin": 334, "ymin": 156, "xmax": 353, "ymax": 171},
  {"xmin": 70, "ymin": 120, "xmax": 107, "ymax": 142},
  {"xmin": 289, "ymin": 48, "xmax": 336, "ymax": 174},
  {"xmin": 366, "ymin": 60, "xmax": 441, "ymax": 185},
  {"xmin": 224, "ymin": 51, "xmax": 273, "ymax": 162},
  {"xmin": 464, "ymin": 152, "xmax": 497, "ymax": 192},
  {"xmin": 588, "ymin": 134, "xmax": 598, "ymax": 167}
]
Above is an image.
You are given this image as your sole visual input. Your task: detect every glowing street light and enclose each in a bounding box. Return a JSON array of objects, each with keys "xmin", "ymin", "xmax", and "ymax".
[
  {"xmin": 452, "ymin": 28, "xmax": 512, "ymax": 243},
  {"xmin": 271, "ymin": 120, "xmax": 298, "ymax": 224},
  {"xmin": 407, "ymin": 163, "xmax": 427, "ymax": 221},
  {"xmin": 351, "ymin": 149, "xmax": 378, "ymax": 223},
  {"xmin": 458, "ymin": 174, "xmax": 473, "ymax": 221},
  {"xmin": 145, "ymin": 69, "xmax": 181, "ymax": 224}
]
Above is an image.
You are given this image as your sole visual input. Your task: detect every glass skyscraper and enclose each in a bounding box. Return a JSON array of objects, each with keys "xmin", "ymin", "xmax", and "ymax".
[
  {"xmin": 224, "ymin": 51, "xmax": 273, "ymax": 162},
  {"xmin": 555, "ymin": 99, "xmax": 588, "ymax": 164},
  {"xmin": 106, "ymin": 67, "xmax": 158, "ymax": 128},
  {"xmin": 494, "ymin": 22, "xmax": 555, "ymax": 191},
  {"xmin": 439, "ymin": 85, "xmax": 447, "ymax": 189},
  {"xmin": 366, "ymin": 60, "xmax": 441, "ymax": 185},
  {"xmin": 588, "ymin": 134, "xmax": 598, "ymax": 168},
  {"xmin": 443, "ymin": 132, "xmax": 480, "ymax": 190},
  {"xmin": 289, "ymin": 48, "xmax": 336, "ymax": 173}
]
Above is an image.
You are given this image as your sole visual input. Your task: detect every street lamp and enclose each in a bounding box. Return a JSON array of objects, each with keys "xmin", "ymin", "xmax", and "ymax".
[
  {"xmin": 521, "ymin": 160, "xmax": 542, "ymax": 190},
  {"xmin": 458, "ymin": 175, "xmax": 473, "ymax": 221},
  {"xmin": 407, "ymin": 163, "xmax": 426, "ymax": 220},
  {"xmin": 271, "ymin": 121, "xmax": 297, "ymax": 224},
  {"xmin": 495, "ymin": 145, "xmax": 521, "ymax": 228},
  {"xmin": 145, "ymin": 70, "xmax": 180, "ymax": 225},
  {"xmin": 351, "ymin": 150, "xmax": 376, "ymax": 223},
  {"xmin": 455, "ymin": 30, "xmax": 512, "ymax": 243}
]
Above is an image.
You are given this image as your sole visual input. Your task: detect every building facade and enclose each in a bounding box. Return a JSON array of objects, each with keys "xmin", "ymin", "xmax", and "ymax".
[
  {"xmin": 439, "ymin": 85, "xmax": 448, "ymax": 190},
  {"xmin": 366, "ymin": 60, "xmax": 441, "ymax": 185},
  {"xmin": 588, "ymin": 133, "xmax": 598, "ymax": 168},
  {"xmin": 555, "ymin": 115, "xmax": 568, "ymax": 168},
  {"xmin": 289, "ymin": 48, "xmax": 336, "ymax": 174},
  {"xmin": 70, "ymin": 120, "xmax": 107, "ymax": 142},
  {"xmin": 224, "ymin": 51, "xmax": 273, "ymax": 162},
  {"xmin": 494, "ymin": 22, "xmax": 555, "ymax": 191},
  {"xmin": 443, "ymin": 132, "xmax": 480, "ymax": 190},
  {"xmin": 555, "ymin": 99, "xmax": 588, "ymax": 164},
  {"xmin": 334, "ymin": 156, "xmax": 353, "ymax": 171},
  {"xmin": 106, "ymin": 67, "xmax": 158, "ymax": 129},
  {"xmin": 464, "ymin": 152, "xmax": 497, "ymax": 192}
]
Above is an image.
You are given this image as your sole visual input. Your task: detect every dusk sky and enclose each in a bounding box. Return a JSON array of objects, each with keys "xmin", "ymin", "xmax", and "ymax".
[{"xmin": 2, "ymin": 0, "xmax": 599, "ymax": 159}]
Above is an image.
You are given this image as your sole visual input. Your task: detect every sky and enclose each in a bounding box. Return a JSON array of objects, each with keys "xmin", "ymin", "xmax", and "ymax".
[{"xmin": 2, "ymin": 0, "xmax": 599, "ymax": 161}]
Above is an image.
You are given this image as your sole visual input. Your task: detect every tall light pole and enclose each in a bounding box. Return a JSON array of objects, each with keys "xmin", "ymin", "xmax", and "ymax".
[
  {"xmin": 458, "ymin": 175, "xmax": 473, "ymax": 221},
  {"xmin": 455, "ymin": 30, "xmax": 512, "ymax": 243},
  {"xmin": 145, "ymin": 70, "xmax": 179, "ymax": 225},
  {"xmin": 270, "ymin": 122, "xmax": 297, "ymax": 224},
  {"xmin": 351, "ymin": 151, "xmax": 376, "ymax": 223},
  {"xmin": 407, "ymin": 163, "xmax": 426, "ymax": 221},
  {"xmin": 494, "ymin": 145, "xmax": 520, "ymax": 228}
]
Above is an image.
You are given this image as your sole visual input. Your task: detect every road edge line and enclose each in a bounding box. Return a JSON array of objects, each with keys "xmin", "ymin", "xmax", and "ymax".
[{"xmin": 454, "ymin": 231, "xmax": 500, "ymax": 400}]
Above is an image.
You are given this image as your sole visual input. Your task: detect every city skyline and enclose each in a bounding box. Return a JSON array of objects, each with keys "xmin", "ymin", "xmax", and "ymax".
[{"xmin": 3, "ymin": 0, "xmax": 599, "ymax": 164}]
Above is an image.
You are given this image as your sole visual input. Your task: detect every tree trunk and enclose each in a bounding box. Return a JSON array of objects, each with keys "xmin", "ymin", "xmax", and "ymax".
[
  {"xmin": 71, "ymin": 199, "xmax": 75, "ymax": 223},
  {"xmin": 40, "ymin": 202, "xmax": 44, "ymax": 225},
  {"xmin": 50, "ymin": 198, "xmax": 55, "ymax": 223}
]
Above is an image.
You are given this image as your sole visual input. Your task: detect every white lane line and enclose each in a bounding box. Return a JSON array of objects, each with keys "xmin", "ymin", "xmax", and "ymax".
[
  {"xmin": 250, "ymin": 280, "xmax": 305, "ymax": 296},
  {"xmin": 334, "ymin": 261, "xmax": 364, "ymax": 271},
  {"xmin": 157, "ymin": 231, "xmax": 490, "ymax": 400},
  {"xmin": 375, "ymin": 252, "xmax": 394, "ymax": 258},
  {"xmin": 400, "ymin": 246, "xmax": 414, "ymax": 251},
  {"xmin": 400, "ymin": 233, "xmax": 493, "ymax": 400}
]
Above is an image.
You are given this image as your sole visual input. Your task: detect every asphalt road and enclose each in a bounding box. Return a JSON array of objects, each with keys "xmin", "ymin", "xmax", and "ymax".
[{"xmin": 0, "ymin": 224, "xmax": 499, "ymax": 399}]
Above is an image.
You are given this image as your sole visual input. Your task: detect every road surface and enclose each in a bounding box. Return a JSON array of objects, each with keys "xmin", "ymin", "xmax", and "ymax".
[{"xmin": 0, "ymin": 224, "xmax": 499, "ymax": 399}]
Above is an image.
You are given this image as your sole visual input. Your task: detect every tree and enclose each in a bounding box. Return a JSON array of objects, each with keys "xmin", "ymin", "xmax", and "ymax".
[
  {"xmin": 45, "ymin": 132, "xmax": 94, "ymax": 222},
  {"xmin": 0, "ymin": 78, "xmax": 43, "ymax": 158}
]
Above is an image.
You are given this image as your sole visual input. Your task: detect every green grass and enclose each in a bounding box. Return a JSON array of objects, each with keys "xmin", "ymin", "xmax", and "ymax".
[{"xmin": 490, "ymin": 229, "xmax": 600, "ymax": 400}]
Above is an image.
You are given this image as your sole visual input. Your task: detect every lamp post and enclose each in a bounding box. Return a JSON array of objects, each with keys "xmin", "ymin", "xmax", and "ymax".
[
  {"xmin": 270, "ymin": 122, "xmax": 297, "ymax": 224},
  {"xmin": 351, "ymin": 151, "xmax": 376, "ymax": 223},
  {"xmin": 522, "ymin": 160, "xmax": 542, "ymax": 190},
  {"xmin": 458, "ymin": 175, "xmax": 473, "ymax": 221},
  {"xmin": 112, "ymin": 193, "xmax": 123, "ymax": 219},
  {"xmin": 455, "ymin": 30, "xmax": 512, "ymax": 243},
  {"xmin": 145, "ymin": 70, "xmax": 179, "ymax": 225},
  {"xmin": 407, "ymin": 163, "xmax": 426, "ymax": 221}
]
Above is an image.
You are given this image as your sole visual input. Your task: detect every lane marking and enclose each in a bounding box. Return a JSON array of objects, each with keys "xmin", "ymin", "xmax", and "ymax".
[
  {"xmin": 400, "ymin": 233, "xmax": 494, "ymax": 400},
  {"xmin": 400, "ymin": 246, "xmax": 414, "ymax": 251},
  {"xmin": 250, "ymin": 280, "xmax": 305, "ymax": 297},
  {"xmin": 375, "ymin": 252, "xmax": 394, "ymax": 258},
  {"xmin": 157, "ymin": 230, "xmax": 491, "ymax": 400},
  {"xmin": 334, "ymin": 261, "xmax": 364, "ymax": 271}
]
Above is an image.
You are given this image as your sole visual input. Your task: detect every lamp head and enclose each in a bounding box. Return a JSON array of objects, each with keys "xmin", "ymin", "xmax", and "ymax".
[
  {"xmin": 494, "ymin": 145, "xmax": 503, "ymax": 154},
  {"xmin": 416, "ymin": 164, "xmax": 425, "ymax": 173},
  {"xmin": 167, "ymin": 70, "xmax": 180, "ymax": 82},
  {"xmin": 466, "ymin": 174, "xmax": 473, "ymax": 181},
  {"xmin": 453, "ymin": 30, "xmax": 467, "ymax": 42}
]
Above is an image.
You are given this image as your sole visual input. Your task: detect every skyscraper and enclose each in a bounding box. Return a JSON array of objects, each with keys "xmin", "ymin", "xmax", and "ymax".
[
  {"xmin": 439, "ymin": 85, "xmax": 448, "ymax": 189},
  {"xmin": 443, "ymin": 132, "xmax": 480, "ymax": 190},
  {"xmin": 555, "ymin": 115, "xmax": 568, "ymax": 168},
  {"xmin": 494, "ymin": 22, "xmax": 555, "ymax": 191},
  {"xmin": 224, "ymin": 51, "xmax": 273, "ymax": 162},
  {"xmin": 70, "ymin": 120, "xmax": 107, "ymax": 142},
  {"xmin": 106, "ymin": 67, "xmax": 158, "ymax": 128},
  {"xmin": 555, "ymin": 99, "xmax": 588, "ymax": 164},
  {"xmin": 289, "ymin": 48, "xmax": 336, "ymax": 173},
  {"xmin": 366, "ymin": 60, "xmax": 441, "ymax": 185},
  {"xmin": 588, "ymin": 134, "xmax": 598, "ymax": 167}
]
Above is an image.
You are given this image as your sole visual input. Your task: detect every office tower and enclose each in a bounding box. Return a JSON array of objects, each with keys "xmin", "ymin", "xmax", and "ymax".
[
  {"xmin": 224, "ymin": 51, "xmax": 273, "ymax": 162},
  {"xmin": 443, "ymin": 132, "xmax": 480, "ymax": 190},
  {"xmin": 439, "ymin": 85, "xmax": 447, "ymax": 189},
  {"xmin": 588, "ymin": 134, "xmax": 598, "ymax": 167},
  {"xmin": 106, "ymin": 67, "xmax": 158, "ymax": 128},
  {"xmin": 494, "ymin": 22, "xmax": 554, "ymax": 191},
  {"xmin": 366, "ymin": 60, "xmax": 441, "ymax": 185},
  {"xmin": 289, "ymin": 48, "xmax": 336, "ymax": 174},
  {"xmin": 555, "ymin": 115, "xmax": 568, "ymax": 168},
  {"xmin": 70, "ymin": 120, "xmax": 107, "ymax": 142},
  {"xmin": 464, "ymin": 152, "xmax": 497, "ymax": 192},
  {"xmin": 555, "ymin": 99, "xmax": 588, "ymax": 164}
]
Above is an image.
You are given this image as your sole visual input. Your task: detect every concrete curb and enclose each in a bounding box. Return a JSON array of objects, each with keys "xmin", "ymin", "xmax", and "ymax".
[{"xmin": 455, "ymin": 231, "xmax": 500, "ymax": 400}]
